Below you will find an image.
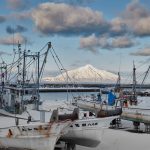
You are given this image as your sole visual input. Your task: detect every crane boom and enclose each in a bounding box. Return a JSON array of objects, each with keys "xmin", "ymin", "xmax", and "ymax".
[
  {"xmin": 141, "ymin": 66, "xmax": 150, "ymax": 85},
  {"xmin": 39, "ymin": 42, "xmax": 51, "ymax": 78}
]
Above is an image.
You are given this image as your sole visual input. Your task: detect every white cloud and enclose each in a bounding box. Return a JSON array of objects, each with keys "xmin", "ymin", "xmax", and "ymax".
[
  {"xmin": 0, "ymin": 33, "xmax": 27, "ymax": 45},
  {"xmin": 112, "ymin": 36, "xmax": 134, "ymax": 48},
  {"xmin": 4, "ymin": 0, "xmax": 150, "ymax": 53},
  {"xmin": 116, "ymin": 0, "xmax": 150, "ymax": 36},
  {"xmin": 110, "ymin": 17, "xmax": 128, "ymax": 36},
  {"xmin": 130, "ymin": 47, "xmax": 150, "ymax": 56},
  {"xmin": 80, "ymin": 34, "xmax": 134, "ymax": 52},
  {"xmin": 31, "ymin": 2, "xmax": 107, "ymax": 35}
]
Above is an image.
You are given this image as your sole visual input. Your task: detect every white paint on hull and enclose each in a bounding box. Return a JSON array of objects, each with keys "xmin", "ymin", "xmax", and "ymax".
[
  {"xmin": 62, "ymin": 116, "xmax": 118, "ymax": 147},
  {"xmin": 0, "ymin": 136, "xmax": 57, "ymax": 150},
  {"xmin": 0, "ymin": 120, "xmax": 71, "ymax": 150}
]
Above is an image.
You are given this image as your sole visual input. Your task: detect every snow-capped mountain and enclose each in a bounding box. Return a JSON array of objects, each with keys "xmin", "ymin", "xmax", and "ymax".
[{"xmin": 43, "ymin": 64, "xmax": 118, "ymax": 83}]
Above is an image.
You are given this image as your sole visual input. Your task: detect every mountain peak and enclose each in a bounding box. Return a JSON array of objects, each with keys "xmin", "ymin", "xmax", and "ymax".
[
  {"xmin": 79, "ymin": 64, "xmax": 96, "ymax": 71},
  {"xmin": 84, "ymin": 64, "xmax": 94, "ymax": 68},
  {"xmin": 43, "ymin": 64, "xmax": 118, "ymax": 83}
]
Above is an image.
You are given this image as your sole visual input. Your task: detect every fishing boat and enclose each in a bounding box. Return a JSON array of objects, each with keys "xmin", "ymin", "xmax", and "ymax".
[
  {"xmin": 72, "ymin": 91, "xmax": 122, "ymax": 117},
  {"xmin": 60, "ymin": 115, "xmax": 118, "ymax": 148},
  {"xmin": 0, "ymin": 112, "xmax": 72, "ymax": 150}
]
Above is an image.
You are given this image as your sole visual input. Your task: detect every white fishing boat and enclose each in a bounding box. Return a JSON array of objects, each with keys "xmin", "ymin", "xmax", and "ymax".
[
  {"xmin": 61, "ymin": 116, "xmax": 118, "ymax": 148},
  {"xmin": 0, "ymin": 115, "xmax": 71, "ymax": 150}
]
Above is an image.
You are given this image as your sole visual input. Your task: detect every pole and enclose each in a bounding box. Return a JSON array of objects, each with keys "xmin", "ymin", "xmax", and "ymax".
[
  {"xmin": 66, "ymin": 70, "xmax": 69, "ymax": 102},
  {"xmin": 21, "ymin": 50, "xmax": 26, "ymax": 112},
  {"xmin": 61, "ymin": 69, "xmax": 69, "ymax": 101},
  {"xmin": 37, "ymin": 52, "xmax": 40, "ymax": 110}
]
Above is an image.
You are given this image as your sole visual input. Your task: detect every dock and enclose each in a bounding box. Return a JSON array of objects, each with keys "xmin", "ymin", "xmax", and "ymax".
[{"xmin": 39, "ymin": 87, "xmax": 101, "ymax": 92}]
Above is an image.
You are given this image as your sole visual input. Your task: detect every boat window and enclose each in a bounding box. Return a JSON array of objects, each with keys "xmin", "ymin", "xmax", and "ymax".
[
  {"xmin": 95, "ymin": 123, "xmax": 98, "ymax": 125},
  {"xmin": 70, "ymin": 125, "xmax": 73, "ymax": 127},
  {"xmin": 22, "ymin": 128, "xmax": 26, "ymax": 131},
  {"xmin": 22, "ymin": 127, "xmax": 27, "ymax": 131},
  {"xmin": 44, "ymin": 127, "xmax": 48, "ymax": 130},
  {"xmin": 28, "ymin": 128, "xmax": 32, "ymax": 131},
  {"xmin": 75, "ymin": 124, "xmax": 80, "ymax": 127},
  {"xmin": 82, "ymin": 123, "xmax": 86, "ymax": 127},
  {"xmin": 34, "ymin": 128, "xmax": 38, "ymax": 130}
]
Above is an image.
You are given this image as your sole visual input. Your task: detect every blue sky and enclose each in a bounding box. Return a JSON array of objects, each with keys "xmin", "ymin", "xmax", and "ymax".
[{"xmin": 0, "ymin": 0, "xmax": 150, "ymax": 79}]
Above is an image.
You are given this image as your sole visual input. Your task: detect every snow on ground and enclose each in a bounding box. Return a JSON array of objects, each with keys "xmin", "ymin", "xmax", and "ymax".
[
  {"xmin": 137, "ymin": 96, "xmax": 150, "ymax": 108},
  {"xmin": 77, "ymin": 128, "xmax": 150, "ymax": 150}
]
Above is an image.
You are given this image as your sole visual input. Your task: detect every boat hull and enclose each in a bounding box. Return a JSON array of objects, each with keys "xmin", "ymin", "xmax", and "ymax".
[
  {"xmin": 121, "ymin": 108, "xmax": 150, "ymax": 124},
  {"xmin": 61, "ymin": 116, "xmax": 118, "ymax": 147},
  {"xmin": 0, "ymin": 121, "xmax": 71, "ymax": 150},
  {"xmin": 0, "ymin": 136, "xmax": 57, "ymax": 150}
]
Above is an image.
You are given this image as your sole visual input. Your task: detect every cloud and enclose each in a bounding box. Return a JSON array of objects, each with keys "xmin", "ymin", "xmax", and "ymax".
[
  {"xmin": 31, "ymin": 2, "xmax": 108, "ymax": 35},
  {"xmin": 80, "ymin": 34, "xmax": 100, "ymax": 52},
  {"xmin": 49, "ymin": 0, "xmax": 95, "ymax": 5},
  {"xmin": 6, "ymin": 25, "xmax": 27, "ymax": 34},
  {"xmin": 110, "ymin": 17, "xmax": 128, "ymax": 36},
  {"xmin": 80, "ymin": 34, "xmax": 134, "ymax": 52},
  {"xmin": 116, "ymin": 0, "xmax": 150, "ymax": 36},
  {"xmin": 0, "ymin": 33, "xmax": 28, "ymax": 45},
  {"xmin": 5, "ymin": 0, "xmax": 150, "ymax": 38},
  {"xmin": 130, "ymin": 47, "xmax": 150, "ymax": 56},
  {"xmin": 9, "ymin": 1, "xmax": 149, "ymax": 38},
  {"xmin": 78, "ymin": 0, "xmax": 150, "ymax": 52},
  {"xmin": 112, "ymin": 36, "xmax": 134, "ymax": 48},
  {"xmin": 4, "ymin": 0, "xmax": 149, "ymax": 53},
  {"xmin": 0, "ymin": 16, "xmax": 6, "ymax": 23},
  {"xmin": 6, "ymin": 0, "xmax": 28, "ymax": 10}
]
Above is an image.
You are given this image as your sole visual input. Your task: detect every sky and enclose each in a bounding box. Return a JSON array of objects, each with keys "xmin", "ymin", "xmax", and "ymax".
[{"xmin": 0, "ymin": 0, "xmax": 150, "ymax": 81}]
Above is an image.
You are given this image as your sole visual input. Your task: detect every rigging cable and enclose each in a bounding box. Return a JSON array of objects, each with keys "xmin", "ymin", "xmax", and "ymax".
[{"xmin": 50, "ymin": 45, "xmax": 79, "ymax": 98}]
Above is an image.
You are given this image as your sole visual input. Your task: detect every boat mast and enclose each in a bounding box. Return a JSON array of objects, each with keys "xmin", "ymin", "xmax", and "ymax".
[
  {"xmin": 17, "ymin": 42, "xmax": 22, "ymax": 86},
  {"xmin": 0, "ymin": 61, "xmax": 7, "ymax": 108},
  {"xmin": 115, "ymin": 72, "xmax": 121, "ymax": 92},
  {"xmin": 37, "ymin": 52, "xmax": 40, "ymax": 110},
  {"xmin": 0, "ymin": 61, "xmax": 7, "ymax": 88},
  {"xmin": 20, "ymin": 42, "xmax": 51, "ymax": 111},
  {"xmin": 132, "ymin": 61, "xmax": 137, "ymax": 105},
  {"xmin": 21, "ymin": 50, "xmax": 26, "ymax": 112}
]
